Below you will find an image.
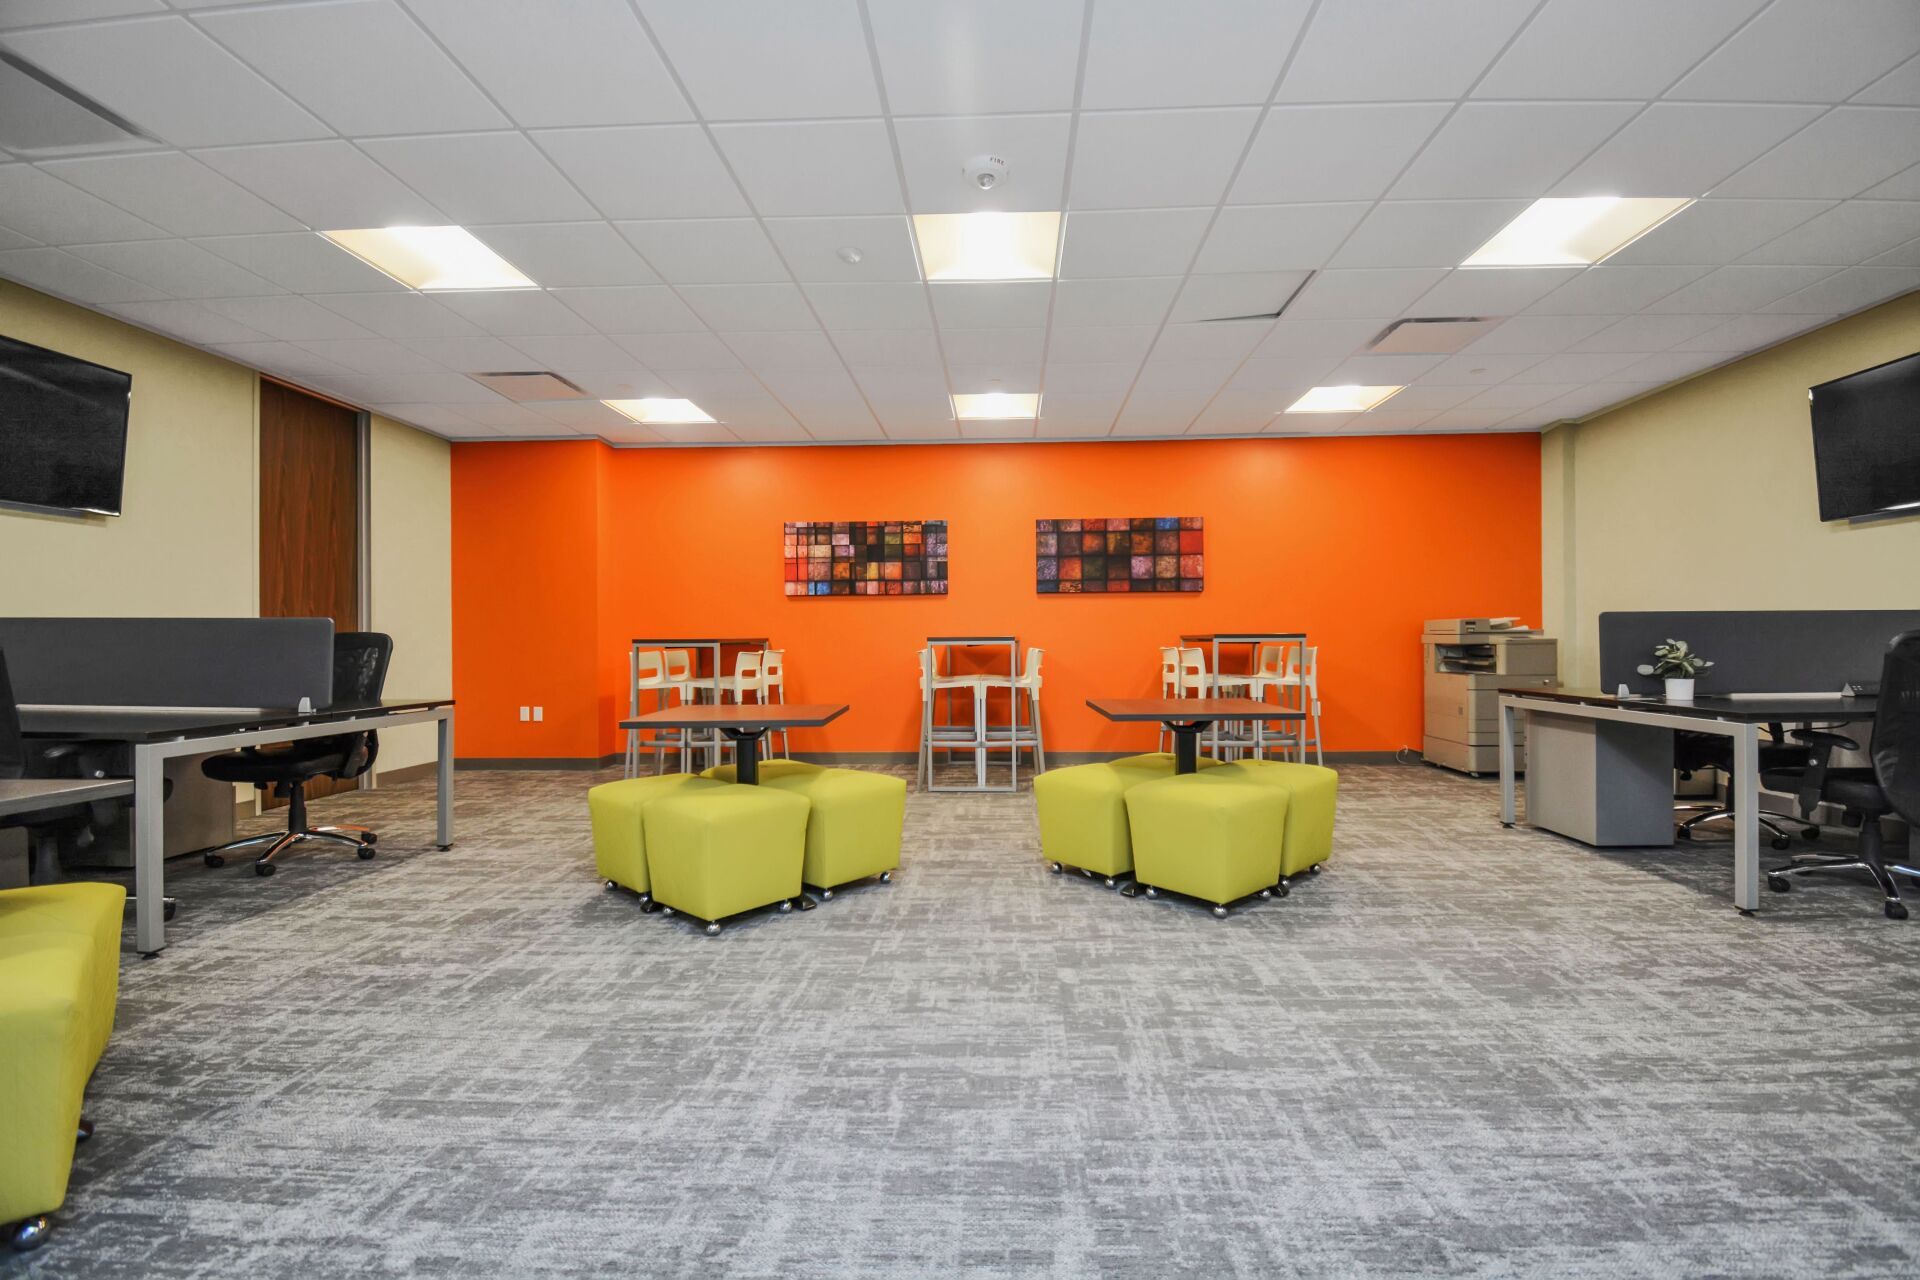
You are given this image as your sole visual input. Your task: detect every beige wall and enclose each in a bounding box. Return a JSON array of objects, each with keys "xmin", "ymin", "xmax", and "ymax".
[
  {"xmin": 0, "ymin": 282, "xmax": 452, "ymax": 780},
  {"xmin": 1543, "ymin": 292, "xmax": 1920, "ymax": 686}
]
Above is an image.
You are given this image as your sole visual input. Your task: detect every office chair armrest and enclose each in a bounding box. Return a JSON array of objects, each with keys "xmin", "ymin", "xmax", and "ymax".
[
  {"xmin": 1783, "ymin": 730, "xmax": 1856, "ymax": 820},
  {"xmin": 1789, "ymin": 729, "xmax": 1859, "ymax": 752}
]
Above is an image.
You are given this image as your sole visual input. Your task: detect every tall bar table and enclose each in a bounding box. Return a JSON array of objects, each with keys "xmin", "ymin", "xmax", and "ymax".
[
  {"xmin": 925, "ymin": 636, "xmax": 1019, "ymax": 793},
  {"xmin": 628, "ymin": 636, "xmax": 769, "ymax": 774},
  {"xmin": 1180, "ymin": 632, "xmax": 1309, "ymax": 760}
]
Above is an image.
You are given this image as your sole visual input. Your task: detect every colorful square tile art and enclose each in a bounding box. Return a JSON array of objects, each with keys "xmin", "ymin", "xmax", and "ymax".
[
  {"xmin": 783, "ymin": 520, "xmax": 948, "ymax": 596},
  {"xmin": 1036, "ymin": 517, "xmax": 1203, "ymax": 593}
]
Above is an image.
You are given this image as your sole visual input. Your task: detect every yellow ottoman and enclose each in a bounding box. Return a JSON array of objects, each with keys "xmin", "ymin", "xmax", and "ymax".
[
  {"xmin": 1034, "ymin": 759, "xmax": 1175, "ymax": 883},
  {"xmin": 0, "ymin": 882, "xmax": 125, "ymax": 1068},
  {"xmin": 0, "ymin": 933, "xmax": 95, "ymax": 1251},
  {"xmin": 588, "ymin": 774, "xmax": 729, "ymax": 902},
  {"xmin": 644, "ymin": 785, "xmax": 811, "ymax": 934},
  {"xmin": 1216, "ymin": 760, "xmax": 1339, "ymax": 880},
  {"xmin": 707, "ymin": 763, "xmax": 904, "ymax": 896},
  {"xmin": 1125, "ymin": 772, "xmax": 1289, "ymax": 917}
]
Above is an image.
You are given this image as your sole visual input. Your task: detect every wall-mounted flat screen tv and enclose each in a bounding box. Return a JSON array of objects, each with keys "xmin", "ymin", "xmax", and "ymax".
[
  {"xmin": 0, "ymin": 333, "xmax": 133, "ymax": 517},
  {"xmin": 1809, "ymin": 350, "xmax": 1920, "ymax": 522}
]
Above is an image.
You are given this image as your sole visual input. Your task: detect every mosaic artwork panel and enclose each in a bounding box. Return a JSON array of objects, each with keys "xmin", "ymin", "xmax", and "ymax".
[
  {"xmin": 1035, "ymin": 516, "xmax": 1202, "ymax": 593},
  {"xmin": 784, "ymin": 520, "xmax": 949, "ymax": 596}
]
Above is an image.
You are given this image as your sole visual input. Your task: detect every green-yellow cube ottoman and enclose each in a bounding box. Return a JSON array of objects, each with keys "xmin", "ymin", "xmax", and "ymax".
[
  {"xmin": 588, "ymin": 774, "xmax": 729, "ymax": 899},
  {"xmin": 0, "ymin": 933, "xmax": 96, "ymax": 1242},
  {"xmin": 1034, "ymin": 759, "xmax": 1181, "ymax": 881},
  {"xmin": 1216, "ymin": 760, "xmax": 1339, "ymax": 879},
  {"xmin": 1125, "ymin": 772, "xmax": 1289, "ymax": 916},
  {"xmin": 643, "ymin": 785, "xmax": 811, "ymax": 933},
  {"xmin": 708, "ymin": 763, "xmax": 904, "ymax": 895},
  {"xmin": 0, "ymin": 882, "xmax": 125, "ymax": 1069}
]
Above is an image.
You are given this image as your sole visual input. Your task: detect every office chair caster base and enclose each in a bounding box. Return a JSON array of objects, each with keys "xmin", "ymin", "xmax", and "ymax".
[
  {"xmin": 356, "ymin": 845, "xmax": 376, "ymax": 860},
  {"xmin": 203, "ymin": 851, "xmax": 225, "ymax": 867},
  {"xmin": 1212, "ymin": 905, "xmax": 1229, "ymax": 919},
  {"xmin": 164, "ymin": 897, "xmax": 176, "ymax": 922},
  {"xmin": 1767, "ymin": 874, "xmax": 1792, "ymax": 893},
  {"xmin": 1048, "ymin": 861, "xmax": 1063, "ymax": 874},
  {"xmin": 1675, "ymin": 826, "xmax": 1693, "ymax": 841},
  {"xmin": 253, "ymin": 861, "xmax": 276, "ymax": 878},
  {"xmin": 1770, "ymin": 836, "xmax": 1792, "ymax": 851},
  {"xmin": 76, "ymin": 1117, "xmax": 94, "ymax": 1143},
  {"xmin": 8, "ymin": 1216, "xmax": 50, "ymax": 1253},
  {"xmin": 1803, "ymin": 826, "xmax": 1820, "ymax": 842},
  {"xmin": 704, "ymin": 921, "xmax": 722, "ymax": 937},
  {"xmin": 1886, "ymin": 900, "xmax": 1908, "ymax": 921}
]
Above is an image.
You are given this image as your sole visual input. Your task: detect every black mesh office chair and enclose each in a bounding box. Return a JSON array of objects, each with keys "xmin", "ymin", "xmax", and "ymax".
[
  {"xmin": 1762, "ymin": 630, "xmax": 1920, "ymax": 919},
  {"xmin": 1672, "ymin": 727, "xmax": 1805, "ymax": 850},
  {"xmin": 200, "ymin": 632, "xmax": 392, "ymax": 878}
]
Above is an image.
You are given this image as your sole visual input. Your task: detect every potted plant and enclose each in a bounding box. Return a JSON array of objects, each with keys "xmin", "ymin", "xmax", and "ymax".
[{"xmin": 1637, "ymin": 639, "xmax": 1713, "ymax": 700}]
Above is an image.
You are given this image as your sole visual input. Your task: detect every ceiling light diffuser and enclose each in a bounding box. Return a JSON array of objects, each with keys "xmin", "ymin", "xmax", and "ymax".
[
  {"xmin": 1462, "ymin": 197, "xmax": 1694, "ymax": 268},
  {"xmin": 320, "ymin": 225, "xmax": 534, "ymax": 291},
  {"xmin": 603, "ymin": 398, "xmax": 715, "ymax": 425},
  {"xmin": 1284, "ymin": 385, "xmax": 1404, "ymax": 414},
  {"xmin": 912, "ymin": 212, "xmax": 1061, "ymax": 281},
  {"xmin": 952, "ymin": 391, "xmax": 1040, "ymax": 420}
]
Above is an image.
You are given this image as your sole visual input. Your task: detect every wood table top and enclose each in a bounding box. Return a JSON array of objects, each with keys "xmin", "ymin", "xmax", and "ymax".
[
  {"xmin": 619, "ymin": 703, "xmax": 848, "ymax": 731},
  {"xmin": 1086, "ymin": 697, "xmax": 1305, "ymax": 722}
]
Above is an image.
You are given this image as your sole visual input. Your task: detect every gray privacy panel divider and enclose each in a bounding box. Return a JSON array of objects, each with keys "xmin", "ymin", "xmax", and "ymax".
[
  {"xmin": 0, "ymin": 617, "xmax": 334, "ymax": 709},
  {"xmin": 1599, "ymin": 610, "xmax": 1920, "ymax": 695}
]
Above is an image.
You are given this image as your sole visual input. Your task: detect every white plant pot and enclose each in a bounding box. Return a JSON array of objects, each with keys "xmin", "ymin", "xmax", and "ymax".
[{"xmin": 1664, "ymin": 677, "xmax": 1695, "ymax": 701}]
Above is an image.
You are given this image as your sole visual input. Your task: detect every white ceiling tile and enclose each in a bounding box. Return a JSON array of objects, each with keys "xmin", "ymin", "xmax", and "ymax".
[
  {"xmin": 1229, "ymin": 104, "xmax": 1448, "ymax": 204},
  {"xmin": 1253, "ymin": 317, "xmax": 1388, "ymax": 358},
  {"xmin": 534, "ymin": 126, "xmax": 747, "ymax": 220},
  {"xmin": 1050, "ymin": 276, "xmax": 1179, "ymax": 326},
  {"xmin": 1322, "ymin": 353, "xmax": 1445, "ymax": 384},
  {"xmin": 1151, "ymin": 322, "xmax": 1266, "ymax": 363},
  {"xmin": 853, "ymin": 365, "xmax": 948, "ymax": 397},
  {"xmin": 1, "ymin": 16, "xmax": 327, "ymax": 147},
  {"xmin": 68, "ymin": 238, "xmax": 283, "ymax": 297},
  {"xmin": 38, "ymin": 151, "xmax": 302, "ymax": 237},
  {"xmin": 1412, "ymin": 267, "xmax": 1582, "ymax": 314},
  {"xmin": 551, "ymin": 285, "xmax": 703, "ymax": 332},
  {"xmin": 1284, "ymin": 268, "xmax": 1447, "ymax": 319},
  {"xmin": 928, "ymin": 281, "xmax": 1052, "ymax": 328},
  {"xmin": 196, "ymin": 0, "xmax": 506, "ymax": 135},
  {"xmin": 208, "ymin": 340, "xmax": 354, "ymax": 378},
  {"xmin": 1524, "ymin": 265, "xmax": 1709, "ymax": 314},
  {"xmin": 1421, "ymin": 353, "xmax": 1549, "ymax": 385},
  {"xmin": 711, "ymin": 120, "xmax": 903, "ymax": 217},
  {"xmin": 104, "ymin": 298, "xmax": 268, "ymax": 343},
  {"xmin": 1390, "ymin": 103, "xmax": 1640, "ymax": 200},
  {"xmin": 1059, "ymin": 208, "xmax": 1211, "ymax": 278},
  {"xmin": 879, "ymin": 415, "xmax": 961, "ymax": 440},
  {"xmin": 1068, "ymin": 109, "xmax": 1260, "ymax": 210},
  {"xmin": 1083, "ymin": 0, "xmax": 1309, "ymax": 109},
  {"xmin": 1475, "ymin": 0, "xmax": 1766, "ymax": 99},
  {"xmin": 550, "ymin": 370, "xmax": 678, "ymax": 398},
  {"xmin": 1036, "ymin": 392, "xmax": 1125, "ymax": 432},
  {"xmin": 948, "ymin": 361, "xmax": 1042, "ymax": 390},
  {"xmin": 295, "ymin": 337, "xmax": 445, "ymax": 373},
  {"xmin": 1740, "ymin": 201, "xmax": 1920, "ymax": 265},
  {"xmin": 359, "ymin": 132, "xmax": 597, "ymax": 223},
  {"xmin": 1713, "ymin": 108, "xmax": 1920, "ymax": 199},
  {"xmin": 456, "ymin": 400, "xmax": 577, "ymax": 427},
  {"xmin": 0, "ymin": 246, "xmax": 166, "ymax": 303},
  {"xmin": 866, "ymin": 0, "xmax": 1082, "ymax": 114},
  {"xmin": 1672, "ymin": 312, "xmax": 1839, "ymax": 351},
  {"xmin": 0, "ymin": 226, "xmax": 35, "ymax": 252},
  {"xmin": 764, "ymin": 215, "xmax": 921, "ymax": 281},
  {"xmin": 1168, "ymin": 271, "xmax": 1306, "ymax": 322},
  {"xmin": 732, "ymin": 420, "xmax": 827, "ymax": 443},
  {"xmin": 678, "ymin": 282, "xmax": 820, "ymax": 331},
  {"xmin": 611, "ymin": 332, "xmax": 740, "ymax": 368},
  {"xmin": 0, "ymin": 165, "xmax": 166, "ymax": 244},
  {"xmin": 828, "ymin": 328, "xmax": 942, "ymax": 366},
  {"xmin": 1856, "ymin": 53, "xmax": 1920, "ymax": 106},
  {"xmin": 1329, "ymin": 200, "xmax": 1530, "ymax": 268},
  {"xmin": 1460, "ymin": 314, "xmax": 1617, "ymax": 354},
  {"xmin": 1569, "ymin": 314, "xmax": 1726, "ymax": 353},
  {"xmin": 1463, "ymin": 382, "xmax": 1587, "ymax": 411},
  {"xmin": 891, "ymin": 114, "xmax": 1071, "ymax": 215},
  {"xmin": 430, "ymin": 289, "xmax": 597, "ymax": 336},
  {"xmin": 195, "ymin": 140, "xmax": 444, "ymax": 228},
  {"xmin": 1506, "ymin": 351, "xmax": 1646, "ymax": 383},
  {"xmin": 1604, "ymin": 351, "xmax": 1732, "ymax": 384},
  {"xmin": 1326, "ymin": 409, "xmax": 1433, "ymax": 433},
  {"xmin": 1227, "ymin": 355, "xmax": 1342, "ymax": 390},
  {"xmin": 504, "ymin": 335, "xmax": 632, "ymax": 369},
  {"xmin": 1760, "ymin": 266, "xmax": 1920, "ymax": 314},
  {"xmin": 1044, "ymin": 325, "xmax": 1159, "ymax": 364},
  {"xmin": 636, "ymin": 0, "xmax": 880, "ymax": 119},
  {"xmin": 536, "ymin": 398, "xmax": 635, "ymax": 428},
  {"xmin": 941, "ymin": 327, "xmax": 1045, "ymax": 365},
  {"xmin": 191, "ymin": 231, "xmax": 405, "ymax": 293},
  {"xmin": 406, "ymin": 0, "xmax": 691, "ymax": 128},
  {"xmin": 1381, "ymin": 383, "xmax": 1482, "ymax": 411},
  {"xmin": 399, "ymin": 335, "xmax": 532, "ymax": 370},
  {"xmin": 1643, "ymin": 264, "xmax": 1836, "ymax": 313},
  {"xmin": 956, "ymin": 418, "xmax": 1037, "ymax": 441},
  {"xmin": 1529, "ymin": 386, "xmax": 1648, "ymax": 418},
  {"xmin": 1275, "ymin": 0, "xmax": 1538, "ymax": 102},
  {"xmin": 801, "ymin": 281, "xmax": 931, "ymax": 329},
  {"xmin": 1421, "ymin": 407, "xmax": 1529, "ymax": 430},
  {"xmin": 0, "ymin": 0, "xmax": 162, "ymax": 25},
  {"xmin": 1670, "ymin": 0, "xmax": 1920, "ymax": 103},
  {"xmin": 1188, "ymin": 390, "xmax": 1284, "ymax": 434},
  {"xmin": 310, "ymin": 291, "xmax": 485, "ymax": 338},
  {"xmin": 197, "ymin": 294, "xmax": 374, "ymax": 340},
  {"xmin": 616, "ymin": 219, "xmax": 789, "ymax": 285},
  {"xmin": 722, "ymin": 331, "xmax": 843, "ymax": 370},
  {"xmin": 1113, "ymin": 390, "xmax": 1208, "ymax": 434},
  {"xmin": 1604, "ymin": 198, "xmax": 1834, "ymax": 266},
  {"xmin": 1042, "ymin": 362, "xmax": 1141, "ymax": 394},
  {"xmin": 361, "ymin": 402, "xmax": 480, "ymax": 432},
  {"xmin": 1193, "ymin": 203, "xmax": 1369, "ymax": 273},
  {"xmin": 1553, "ymin": 104, "xmax": 1823, "ymax": 198},
  {"xmin": 1864, "ymin": 162, "xmax": 1920, "ymax": 200},
  {"xmin": 470, "ymin": 222, "xmax": 659, "ymax": 287},
  {"xmin": 323, "ymin": 372, "xmax": 507, "ymax": 404}
]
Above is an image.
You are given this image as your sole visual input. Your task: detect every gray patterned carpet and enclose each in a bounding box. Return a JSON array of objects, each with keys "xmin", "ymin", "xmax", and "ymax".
[{"xmin": 10, "ymin": 764, "xmax": 1920, "ymax": 1278}]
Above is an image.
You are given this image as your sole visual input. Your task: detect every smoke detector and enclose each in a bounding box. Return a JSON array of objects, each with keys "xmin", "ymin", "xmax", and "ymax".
[{"xmin": 963, "ymin": 154, "xmax": 1008, "ymax": 191}]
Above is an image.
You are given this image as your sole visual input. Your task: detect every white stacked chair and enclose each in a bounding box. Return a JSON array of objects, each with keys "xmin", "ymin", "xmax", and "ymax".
[
  {"xmin": 1247, "ymin": 643, "xmax": 1321, "ymax": 763},
  {"xmin": 981, "ymin": 646, "xmax": 1046, "ymax": 777},
  {"xmin": 758, "ymin": 648, "xmax": 789, "ymax": 757},
  {"xmin": 713, "ymin": 649, "xmax": 766, "ymax": 766},
  {"xmin": 917, "ymin": 647, "xmax": 987, "ymax": 789}
]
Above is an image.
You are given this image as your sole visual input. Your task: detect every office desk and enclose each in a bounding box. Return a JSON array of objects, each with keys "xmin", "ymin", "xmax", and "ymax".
[
  {"xmin": 0, "ymin": 776, "xmax": 134, "ymax": 818},
  {"xmin": 1497, "ymin": 689, "xmax": 1876, "ymax": 913},
  {"xmin": 21, "ymin": 698, "xmax": 455, "ymax": 955}
]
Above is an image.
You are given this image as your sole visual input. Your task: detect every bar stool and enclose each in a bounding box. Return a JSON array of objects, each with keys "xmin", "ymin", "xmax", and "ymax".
[
  {"xmin": 981, "ymin": 646, "xmax": 1046, "ymax": 776},
  {"xmin": 628, "ymin": 648, "xmax": 692, "ymax": 777},
  {"xmin": 714, "ymin": 649, "xmax": 766, "ymax": 767},
  {"xmin": 1158, "ymin": 646, "xmax": 1181, "ymax": 752},
  {"xmin": 917, "ymin": 648, "xmax": 986, "ymax": 789},
  {"xmin": 758, "ymin": 648, "xmax": 789, "ymax": 757},
  {"xmin": 1250, "ymin": 644, "xmax": 1321, "ymax": 764}
]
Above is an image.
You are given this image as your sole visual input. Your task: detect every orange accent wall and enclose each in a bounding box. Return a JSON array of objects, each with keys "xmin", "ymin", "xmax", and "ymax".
[{"xmin": 451, "ymin": 434, "xmax": 1541, "ymax": 761}]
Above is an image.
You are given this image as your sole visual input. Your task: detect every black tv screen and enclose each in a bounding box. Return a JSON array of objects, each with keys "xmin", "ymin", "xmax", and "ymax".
[
  {"xmin": 1809, "ymin": 350, "xmax": 1920, "ymax": 522},
  {"xmin": 0, "ymin": 333, "xmax": 132, "ymax": 517}
]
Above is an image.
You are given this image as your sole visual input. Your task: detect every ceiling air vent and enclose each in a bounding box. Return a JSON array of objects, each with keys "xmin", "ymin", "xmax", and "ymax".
[
  {"xmin": 1368, "ymin": 317, "xmax": 1501, "ymax": 354},
  {"xmin": 467, "ymin": 372, "xmax": 588, "ymax": 402},
  {"xmin": 0, "ymin": 49, "xmax": 157, "ymax": 156}
]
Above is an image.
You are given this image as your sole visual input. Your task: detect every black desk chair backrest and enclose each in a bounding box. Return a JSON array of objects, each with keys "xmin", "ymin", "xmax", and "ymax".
[
  {"xmin": 1874, "ymin": 630, "xmax": 1920, "ymax": 823},
  {"xmin": 325, "ymin": 631, "xmax": 394, "ymax": 780},
  {"xmin": 0, "ymin": 649, "xmax": 24, "ymax": 781}
]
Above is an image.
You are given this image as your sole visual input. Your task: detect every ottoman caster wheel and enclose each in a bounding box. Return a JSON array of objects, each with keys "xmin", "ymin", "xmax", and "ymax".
[
  {"xmin": 640, "ymin": 900, "xmax": 658, "ymax": 914},
  {"xmin": 254, "ymin": 861, "xmax": 276, "ymax": 878},
  {"xmin": 1144, "ymin": 886, "xmax": 1158, "ymax": 899},
  {"xmin": 779, "ymin": 900, "xmax": 793, "ymax": 913},
  {"xmin": 1767, "ymin": 873, "xmax": 1792, "ymax": 893},
  {"xmin": 1048, "ymin": 862, "xmax": 1063, "ymax": 874},
  {"xmin": 1104, "ymin": 877, "xmax": 1117, "ymax": 889},
  {"xmin": 705, "ymin": 921, "xmax": 722, "ymax": 936},
  {"xmin": 357, "ymin": 845, "xmax": 377, "ymax": 860},
  {"xmin": 1307, "ymin": 864, "xmax": 1321, "ymax": 876},
  {"xmin": 604, "ymin": 879, "xmax": 618, "ymax": 891},
  {"xmin": 880, "ymin": 871, "xmax": 892, "ymax": 883},
  {"xmin": 203, "ymin": 851, "xmax": 225, "ymax": 868},
  {"xmin": 1887, "ymin": 901, "xmax": 1909, "ymax": 921},
  {"xmin": 1277, "ymin": 882, "xmax": 1291, "ymax": 897},
  {"xmin": 1259, "ymin": 889, "xmax": 1272, "ymax": 899},
  {"xmin": 1212, "ymin": 905, "xmax": 1229, "ymax": 919},
  {"xmin": 9, "ymin": 1215, "xmax": 50, "ymax": 1253},
  {"xmin": 661, "ymin": 907, "xmax": 674, "ymax": 917},
  {"xmin": 76, "ymin": 1117, "xmax": 94, "ymax": 1143},
  {"xmin": 821, "ymin": 888, "xmax": 833, "ymax": 901}
]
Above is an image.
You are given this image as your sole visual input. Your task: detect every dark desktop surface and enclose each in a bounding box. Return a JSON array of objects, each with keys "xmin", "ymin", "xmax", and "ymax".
[
  {"xmin": 19, "ymin": 698, "xmax": 453, "ymax": 742},
  {"xmin": 1507, "ymin": 687, "xmax": 1875, "ymax": 723}
]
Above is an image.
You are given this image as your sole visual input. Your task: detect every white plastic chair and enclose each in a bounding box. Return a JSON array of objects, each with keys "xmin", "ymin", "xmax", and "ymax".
[
  {"xmin": 917, "ymin": 648, "xmax": 987, "ymax": 789},
  {"xmin": 757, "ymin": 649, "xmax": 788, "ymax": 756},
  {"xmin": 627, "ymin": 648, "xmax": 692, "ymax": 777},
  {"xmin": 981, "ymin": 646, "xmax": 1046, "ymax": 776}
]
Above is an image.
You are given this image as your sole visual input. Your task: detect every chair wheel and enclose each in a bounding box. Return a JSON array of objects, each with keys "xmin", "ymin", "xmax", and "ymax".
[
  {"xmin": 363, "ymin": 832, "xmax": 378, "ymax": 844},
  {"xmin": 356, "ymin": 845, "xmax": 376, "ymax": 860},
  {"xmin": 1048, "ymin": 861, "xmax": 1063, "ymax": 874},
  {"xmin": 1675, "ymin": 826, "xmax": 1693, "ymax": 841},
  {"xmin": 1770, "ymin": 836, "xmax": 1791, "ymax": 851},
  {"xmin": 203, "ymin": 852, "xmax": 225, "ymax": 867},
  {"xmin": 1803, "ymin": 826, "xmax": 1820, "ymax": 841},
  {"xmin": 164, "ymin": 898, "xmax": 177, "ymax": 922},
  {"xmin": 254, "ymin": 861, "xmax": 276, "ymax": 877},
  {"xmin": 1767, "ymin": 873, "xmax": 1792, "ymax": 893},
  {"xmin": 1887, "ymin": 901, "xmax": 1909, "ymax": 921},
  {"xmin": 1212, "ymin": 905, "xmax": 1229, "ymax": 919}
]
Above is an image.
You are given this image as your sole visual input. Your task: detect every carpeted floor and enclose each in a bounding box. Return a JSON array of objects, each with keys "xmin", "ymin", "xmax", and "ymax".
[{"xmin": 10, "ymin": 764, "xmax": 1920, "ymax": 1278}]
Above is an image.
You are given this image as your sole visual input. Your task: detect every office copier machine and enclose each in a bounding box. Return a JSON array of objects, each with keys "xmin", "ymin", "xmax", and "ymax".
[{"xmin": 1422, "ymin": 619, "xmax": 1559, "ymax": 776}]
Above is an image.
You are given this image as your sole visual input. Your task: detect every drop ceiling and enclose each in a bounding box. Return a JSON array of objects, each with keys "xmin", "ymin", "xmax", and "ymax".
[{"xmin": 0, "ymin": 0, "xmax": 1915, "ymax": 446}]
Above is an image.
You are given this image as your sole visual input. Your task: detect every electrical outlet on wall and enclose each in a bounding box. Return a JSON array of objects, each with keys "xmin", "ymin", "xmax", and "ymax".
[
  {"xmin": 533, "ymin": 706, "xmax": 544, "ymax": 722},
  {"xmin": 518, "ymin": 706, "xmax": 530, "ymax": 722}
]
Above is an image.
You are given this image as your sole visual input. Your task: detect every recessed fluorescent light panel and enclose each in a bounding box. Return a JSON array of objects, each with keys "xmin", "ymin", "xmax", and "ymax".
[
  {"xmin": 603, "ymin": 398, "xmax": 715, "ymax": 425},
  {"xmin": 320, "ymin": 226, "xmax": 534, "ymax": 290},
  {"xmin": 952, "ymin": 391, "xmax": 1040, "ymax": 420},
  {"xmin": 913, "ymin": 212, "xmax": 1061, "ymax": 281},
  {"xmin": 1284, "ymin": 385, "xmax": 1404, "ymax": 414},
  {"xmin": 1462, "ymin": 197, "xmax": 1694, "ymax": 268}
]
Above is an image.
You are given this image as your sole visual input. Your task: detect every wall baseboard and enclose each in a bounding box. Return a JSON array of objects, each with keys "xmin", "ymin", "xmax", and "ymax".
[
  {"xmin": 456, "ymin": 755, "xmax": 623, "ymax": 771},
  {"xmin": 453, "ymin": 750, "xmax": 1417, "ymax": 771},
  {"xmin": 372, "ymin": 761, "xmax": 440, "ymax": 786}
]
